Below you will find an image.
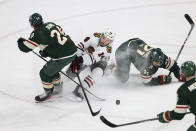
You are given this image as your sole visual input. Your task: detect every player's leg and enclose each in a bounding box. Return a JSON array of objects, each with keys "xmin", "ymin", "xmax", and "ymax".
[
  {"xmin": 73, "ymin": 61, "xmax": 107, "ymax": 101},
  {"xmin": 36, "ymin": 56, "xmax": 76, "ymax": 101},
  {"xmin": 113, "ymin": 42, "xmax": 131, "ymax": 82}
]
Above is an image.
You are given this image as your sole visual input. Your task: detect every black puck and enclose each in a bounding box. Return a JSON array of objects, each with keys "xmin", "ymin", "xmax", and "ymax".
[{"xmin": 116, "ymin": 100, "xmax": 120, "ymax": 105}]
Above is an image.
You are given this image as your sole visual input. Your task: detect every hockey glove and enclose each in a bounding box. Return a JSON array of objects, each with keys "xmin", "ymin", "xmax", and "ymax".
[
  {"xmin": 170, "ymin": 62, "xmax": 180, "ymax": 79},
  {"xmin": 70, "ymin": 56, "xmax": 83, "ymax": 73},
  {"xmin": 17, "ymin": 37, "xmax": 32, "ymax": 53},
  {"xmin": 187, "ymin": 125, "xmax": 196, "ymax": 131},
  {"xmin": 157, "ymin": 111, "xmax": 172, "ymax": 123},
  {"xmin": 158, "ymin": 75, "xmax": 172, "ymax": 84},
  {"xmin": 17, "ymin": 37, "xmax": 25, "ymax": 44},
  {"xmin": 39, "ymin": 50, "xmax": 48, "ymax": 58}
]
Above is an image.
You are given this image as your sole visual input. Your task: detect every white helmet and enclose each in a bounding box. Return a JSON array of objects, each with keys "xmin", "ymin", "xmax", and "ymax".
[{"xmin": 103, "ymin": 28, "xmax": 116, "ymax": 41}]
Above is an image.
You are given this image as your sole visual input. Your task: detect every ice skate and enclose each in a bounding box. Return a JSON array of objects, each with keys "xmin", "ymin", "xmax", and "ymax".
[
  {"xmin": 53, "ymin": 82, "xmax": 63, "ymax": 97},
  {"xmin": 72, "ymin": 85, "xmax": 84, "ymax": 102},
  {"xmin": 35, "ymin": 88, "xmax": 53, "ymax": 102}
]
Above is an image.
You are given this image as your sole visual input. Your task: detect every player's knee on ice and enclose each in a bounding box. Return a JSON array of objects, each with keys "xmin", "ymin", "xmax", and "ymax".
[{"xmin": 112, "ymin": 67, "xmax": 129, "ymax": 82}]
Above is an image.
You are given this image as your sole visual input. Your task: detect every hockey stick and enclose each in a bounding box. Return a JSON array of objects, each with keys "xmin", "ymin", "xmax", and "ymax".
[
  {"xmin": 32, "ymin": 48, "xmax": 101, "ymax": 116},
  {"xmin": 31, "ymin": 50, "xmax": 105, "ymax": 101},
  {"xmin": 100, "ymin": 116, "xmax": 158, "ymax": 128},
  {"xmin": 76, "ymin": 72, "xmax": 101, "ymax": 116},
  {"xmin": 21, "ymin": 38, "xmax": 105, "ymax": 101},
  {"xmin": 169, "ymin": 14, "xmax": 195, "ymax": 76},
  {"xmin": 100, "ymin": 112, "xmax": 192, "ymax": 128}
]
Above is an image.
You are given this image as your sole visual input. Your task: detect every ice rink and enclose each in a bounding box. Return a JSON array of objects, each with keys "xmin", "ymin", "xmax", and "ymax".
[{"xmin": 0, "ymin": 0, "xmax": 196, "ymax": 131}]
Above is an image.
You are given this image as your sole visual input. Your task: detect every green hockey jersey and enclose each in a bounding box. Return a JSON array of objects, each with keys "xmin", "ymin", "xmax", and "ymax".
[
  {"xmin": 127, "ymin": 38, "xmax": 176, "ymax": 76},
  {"xmin": 126, "ymin": 38, "xmax": 179, "ymax": 85},
  {"xmin": 22, "ymin": 22, "xmax": 77, "ymax": 60},
  {"xmin": 170, "ymin": 77, "xmax": 196, "ymax": 121}
]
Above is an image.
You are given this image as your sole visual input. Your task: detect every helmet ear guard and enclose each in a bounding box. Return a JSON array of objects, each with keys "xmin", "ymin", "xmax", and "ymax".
[
  {"xmin": 181, "ymin": 61, "xmax": 196, "ymax": 77},
  {"xmin": 29, "ymin": 13, "xmax": 43, "ymax": 28}
]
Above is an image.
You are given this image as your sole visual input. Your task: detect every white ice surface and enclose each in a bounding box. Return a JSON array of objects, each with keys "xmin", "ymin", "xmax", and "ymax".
[{"xmin": 0, "ymin": 0, "xmax": 196, "ymax": 131}]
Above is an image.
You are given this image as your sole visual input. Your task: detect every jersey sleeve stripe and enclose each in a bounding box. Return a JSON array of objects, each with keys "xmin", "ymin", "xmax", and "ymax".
[
  {"xmin": 174, "ymin": 108, "xmax": 188, "ymax": 113},
  {"xmin": 78, "ymin": 42, "xmax": 84, "ymax": 49},
  {"xmin": 85, "ymin": 76, "xmax": 94, "ymax": 86},
  {"xmin": 77, "ymin": 43, "xmax": 84, "ymax": 50},
  {"xmin": 176, "ymin": 106, "xmax": 189, "ymax": 108},
  {"xmin": 84, "ymin": 79, "xmax": 91, "ymax": 88},
  {"xmin": 25, "ymin": 39, "xmax": 38, "ymax": 47},
  {"xmin": 141, "ymin": 75, "xmax": 152, "ymax": 79},
  {"xmin": 174, "ymin": 105, "xmax": 189, "ymax": 113},
  {"xmin": 166, "ymin": 57, "xmax": 175, "ymax": 70},
  {"xmin": 166, "ymin": 57, "xmax": 171, "ymax": 69}
]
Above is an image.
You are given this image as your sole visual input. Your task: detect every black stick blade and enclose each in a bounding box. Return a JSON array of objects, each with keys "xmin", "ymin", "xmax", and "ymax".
[
  {"xmin": 92, "ymin": 108, "xmax": 101, "ymax": 116},
  {"xmin": 100, "ymin": 116, "xmax": 118, "ymax": 128},
  {"xmin": 185, "ymin": 14, "xmax": 194, "ymax": 25}
]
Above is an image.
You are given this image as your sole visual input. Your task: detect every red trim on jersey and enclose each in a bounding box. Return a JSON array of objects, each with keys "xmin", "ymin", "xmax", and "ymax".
[
  {"xmin": 176, "ymin": 106, "xmax": 188, "ymax": 109},
  {"xmin": 78, "ymin": 44, "xmax": 83, "ymax": 49},
  {"xmin": 161, "ymin": 76, "xmax": 164, "ymax": 84},
  {"xmin": 85, "ymin": 77, "xmax": 93, "ymax": 86},
  {"xmin": 141, "ymin": 76, "xmax": 152, "ymax": 79},
  {"xmin": 25, "ymin": 39, "xmax": 38, "ymax": 47},
  {"xmin": 166, "ymin": 57, "xmax": 171, "ymax": 69}
]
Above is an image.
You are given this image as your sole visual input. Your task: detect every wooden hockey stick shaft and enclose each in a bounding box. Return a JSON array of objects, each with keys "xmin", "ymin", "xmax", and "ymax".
[{"xmin": 168, "ymin": 14, "xmax": 194, "ymax": 76}]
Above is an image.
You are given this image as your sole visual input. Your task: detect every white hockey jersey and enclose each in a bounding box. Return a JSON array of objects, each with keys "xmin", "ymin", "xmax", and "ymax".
[{"xmin": 77, "ymin": 32, "xmax": 112, "ymax": 65}]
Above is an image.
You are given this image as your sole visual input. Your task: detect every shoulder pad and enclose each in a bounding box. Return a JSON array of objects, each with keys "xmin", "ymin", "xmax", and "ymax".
[{"xmin": 45, "ymin": 22, "xmax": 56, "ymax": 30}]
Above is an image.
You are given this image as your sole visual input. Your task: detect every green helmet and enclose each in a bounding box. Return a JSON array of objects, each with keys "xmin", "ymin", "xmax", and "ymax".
[
  {"xmin": 29, "ymin": 13, "xmax": 43, "ymax": 27},
  {"xmin": 181, "ymin": 61, "xmax": 196, "ymax": 77},
  {"xmin": 150, "ymin": 48, "xmax": 165, "ymax": 65}
]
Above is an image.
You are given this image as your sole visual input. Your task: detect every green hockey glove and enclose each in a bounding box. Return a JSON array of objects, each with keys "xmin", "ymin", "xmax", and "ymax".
[
  {"xmin": 157, "ymin": 111, "xmax": 172, "ymax": 123},
  {"xmin": 158, "ymin": 75, "xmax": 172, "ymax": 84},
  {"xmin": 17, "ymin": 37, "xmax": 32, "ymax": 53}
]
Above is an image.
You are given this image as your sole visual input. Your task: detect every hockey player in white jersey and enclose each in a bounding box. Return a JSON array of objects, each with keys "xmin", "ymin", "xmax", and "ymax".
[{"xmin": 66, "ymin": 28, "xmax": 116, "ymax": 101}]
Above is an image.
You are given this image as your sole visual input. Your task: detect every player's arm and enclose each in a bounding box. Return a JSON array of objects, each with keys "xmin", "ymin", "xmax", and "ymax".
[
  {"xmin": 76, "ymin": 36, "xmax": 92, "ymax": 57},
  {"xmin": 17, "ymin": 32, "xmax": 39, "ymax": 53},
  {"xmin": 163, "ymin": 55, "xmax": 180, "ymax": 79},
  {"xmin": 169, "ymin": 87, "xmax": 189, "ymax": 120},
  {"xmin": 77, "ymin": 33, "xmax": 101, "ymax": 53},
  {"xmin": 77, "ymin": 34, "xmax": 94, "ymax": 55},
  {"xmin": 141, "ymin": 71, "xmax": 172, "ymax": 85},
  {"xmin": 157, "ymin": 86, "xmax": 189, "ymax": 123}
]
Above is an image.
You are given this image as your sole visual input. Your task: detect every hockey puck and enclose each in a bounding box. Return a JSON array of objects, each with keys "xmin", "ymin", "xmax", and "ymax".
[{"xmin": 116, "ymin": 100, "xmax": 120, "ymax": 105}]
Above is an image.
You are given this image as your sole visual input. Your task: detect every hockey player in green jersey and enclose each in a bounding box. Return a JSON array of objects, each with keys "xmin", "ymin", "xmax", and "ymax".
[
  {"xmin": 157, "ymin": 61, "xmax": 196, "ymax": 131},
  {"xmin": 17, "ymin": 13, "xmax": 77, "ymax": 102},
  {"xmin": 112, "ymin": 38, "xmax": 181, "ymax": 85}
]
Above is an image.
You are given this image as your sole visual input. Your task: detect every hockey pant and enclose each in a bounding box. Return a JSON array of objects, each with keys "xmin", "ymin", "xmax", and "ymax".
[
  {"xmin": 81, "ymin": 61, "xmax": 107, "ymax": 89},
  {"xmin": 114, "ymin": 41, "xmax": 131, "ymax": 82},
  {"xmin": 40, "ymin": 55, "xmax": 76, "ymax": 91}
]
